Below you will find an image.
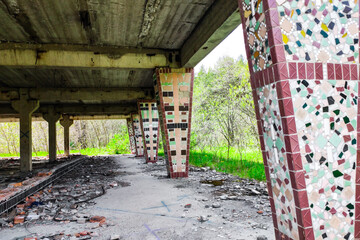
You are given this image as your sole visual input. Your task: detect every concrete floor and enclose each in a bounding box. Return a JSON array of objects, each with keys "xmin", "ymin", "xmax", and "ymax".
[{"xmin": 0, "ymin": 155, "xmax": 274, "ymax": 240}]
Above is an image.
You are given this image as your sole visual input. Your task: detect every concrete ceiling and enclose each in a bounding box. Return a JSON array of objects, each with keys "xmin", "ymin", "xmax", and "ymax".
[{"xmin": 0, "ymin": 0, "xmax": 241, "ymax": 118}]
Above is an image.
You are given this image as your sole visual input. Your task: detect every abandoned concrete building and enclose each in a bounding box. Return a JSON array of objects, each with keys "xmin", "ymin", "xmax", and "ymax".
[{"xmin": 0, "ymin": 0, "xmax": 359, "ymax": 239}]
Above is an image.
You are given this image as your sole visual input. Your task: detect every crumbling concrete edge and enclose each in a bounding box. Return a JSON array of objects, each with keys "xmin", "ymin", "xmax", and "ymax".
[{"xmin": 0, "ymin": 155, "xmax": 87, "ymax": 215}]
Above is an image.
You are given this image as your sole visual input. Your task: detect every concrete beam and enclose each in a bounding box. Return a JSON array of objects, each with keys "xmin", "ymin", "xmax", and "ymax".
[
  {"xmin": 180, "ymin": 0, "xmax": 240, "ymax": 68},
  {"xmin": 0, "ymin": 47, "xmax": 180, "ymax": 69},
  {"xmin": 70, "ymin": 115, "xmax": 130, "ymax": 120},
  {"xmin": 0, "ymin": 42, "xmax": 176, "ymax": 56},
  {"xmin": 0, "ymin": 88, "xmax": 154, "ymax": 102},
  {"xmin": 0, "ymin": 115, "xmax": 131, "ymax": 122},
  {"xmin": 0, "ymin": 104, "xmax": 137, "ymax": 115}
]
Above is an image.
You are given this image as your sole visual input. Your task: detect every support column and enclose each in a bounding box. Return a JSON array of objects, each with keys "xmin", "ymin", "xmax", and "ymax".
[
  {"xmin": 60, "ymin": 115, "xmax": 73, "ymax": 157},
  {"xmin": 238, "ymin": 0, "xmax": 359, "ymax": 239},
  {"xmin": 138, "ymin": 100, "xmax": 160, "ymax": 163},
  {"xmin": 43, "ymin": 106, "xmax": 60, "ymax": 162},
  {"xmin": 126, "ymin": 118, "xmax": 137, "ymax": 154},
  {"xmin": 131, "ymin": 113, "xmax": 144, "ymax": 157},
  {"xmin": 154, "ymin": 68, "xmax": 194, "ymax": 178},
  {"xmin": 11, "ymin": 89, "xmax": 39, "ymax": 172}
]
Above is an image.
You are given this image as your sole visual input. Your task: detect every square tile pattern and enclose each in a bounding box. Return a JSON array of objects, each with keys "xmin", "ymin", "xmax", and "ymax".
[
  {"xmin": 155, "ymin": 69, "xmax": 193, "ymax": 175},
  {"xmin": 131, "ymin": 114, "xmax": 144, "ymax": 157},
  {"xmin": 138, "ymin": 101, "xmax": 160, "ymax": 163}
]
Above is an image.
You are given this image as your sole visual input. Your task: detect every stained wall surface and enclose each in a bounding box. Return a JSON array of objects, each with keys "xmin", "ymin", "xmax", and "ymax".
[{"xmin": 239, "ymin": 0, "xmax": 359, "ymax": 239}]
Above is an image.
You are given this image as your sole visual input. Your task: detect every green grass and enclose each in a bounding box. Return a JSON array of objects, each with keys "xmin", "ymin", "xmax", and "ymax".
[
  {"xmin": 1, "ymin": 142, "xmax": 264, "ymax": 181},
  {"xmin": 158, "ymin": 147, "xmax": 265, "ymax": 181},
  {"xmin": 0, "ymin": 148, "xmax": 111, "ymax": 157}
]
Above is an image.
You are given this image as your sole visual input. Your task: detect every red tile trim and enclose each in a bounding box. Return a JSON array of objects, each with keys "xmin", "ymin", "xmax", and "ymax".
[
  {"xmin": 306, "ymin": 63, "xmax": 314, "ymax": 80},
  {"xmin": 315, "ymin": 63, "xmax": 323, "ymax": 80},
  {"xmin": 343, "ymin": 64, "xmax": 350, "ymax": 80},
  {"xmin": 327, "ymin": 63, "xmax": 335, "ymax": 80},
  {"xmin": 351, "ymin": 65, "xmax": 358, "ymax": 80},
  {"xmin": 298, "ymin": 63, "xmax": 306, "ymax": 79},
  {"xmin": 335, "ymin": 64, "xmax": 343, "ymax": 80},
  {"xmin": 289, "ymin": 62, "xmax": 297, "ymax": 79}
]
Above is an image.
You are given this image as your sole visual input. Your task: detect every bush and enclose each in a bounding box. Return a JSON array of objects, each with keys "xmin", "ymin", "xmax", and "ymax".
[{"xmin": 106, "ymin": 125, "xmax": 131, "ymax": 154}]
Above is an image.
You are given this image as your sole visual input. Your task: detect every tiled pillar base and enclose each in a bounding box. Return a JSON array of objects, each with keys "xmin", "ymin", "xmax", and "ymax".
[
  {"xmin": 154, "ymin": 68, "xmax": 194, "ymax": 178},
  {"xmin": 238, "ymin": 0, "xmax": 359, "ymax": 239},
  {"xmin": 138, "ymin": 100, "xmax": 160, "ymax": 163},
  {"xmin": 126, "ymin": 118, "xmax": 137, "ymax": 155},
  {"xmin": 131, "ymin": 113, "xmax": 144, "ymax": 157}
]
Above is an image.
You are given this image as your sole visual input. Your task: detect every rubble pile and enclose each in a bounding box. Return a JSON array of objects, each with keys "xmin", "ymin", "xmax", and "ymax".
[
  {"xmin": 0, "ymin": 156, "xmax": 129, "ymax": 239},
  {"xmin": 0, "ymin": 155, "xmax": 80, "ymax": 190}
]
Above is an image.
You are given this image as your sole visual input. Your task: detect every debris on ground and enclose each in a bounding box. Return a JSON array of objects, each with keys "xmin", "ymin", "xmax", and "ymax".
[
  {"xmin": 147, "ymin": 158, "xmax": 272, "ymax": 223},
  {"xmin": 1, "ymin": 155, "xmax": 273, "ymax": 239},
  {"xmin": 0, "ymin": 156, "xmax": 131, "ymax": 239}
]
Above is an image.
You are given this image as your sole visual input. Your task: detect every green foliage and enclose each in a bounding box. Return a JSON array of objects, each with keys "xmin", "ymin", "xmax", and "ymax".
[
  {"xmin": 189, "ymin": 56, "xmax": 264, "ymax": 180},
  {"xmin": 192, "ymin": 56, "xmax": 258, "ymax": 156},
  {"xmin": 106, "ymin": 124, "xmax": 131, "ymax": 154},
  {"xmin": 188, "ymin": 147, "xmax": 265, "ymax": 181}
]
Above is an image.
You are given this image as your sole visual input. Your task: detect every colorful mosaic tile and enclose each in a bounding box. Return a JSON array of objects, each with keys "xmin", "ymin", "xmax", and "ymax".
[
  {"xmin": 155, "ymin": 69, "xmax": 193, "ymax": 177},
  {"xmin": 131, "ymin": 114, "xmax": 144, "ymax": 157},
  {"xmin": 257, "ymin": 83, "xmax": 299, "ymax": 239},
  {"xmin": 138, "ymin": 101, "xmax": 159, "ymax": 163},
  {"xmin": 126, "ymin": 118, "xmax": 136, "ymax": 154},
  {"xmin": 291, "ymin": 77, "xmax": 358, "ymax": 239},
  {"xmin": 241, "ymin": 0, "xmax": 272, "ymax": 72},
  {"xmin": 277, "ymin": 0, "xmax": 359, "ymax": 63}
]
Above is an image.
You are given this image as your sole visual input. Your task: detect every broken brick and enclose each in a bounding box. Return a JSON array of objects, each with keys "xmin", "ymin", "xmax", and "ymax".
[
  {"xmin": 90, "ymin": 216, "xmax": 106, "ymax": 223},
  {"xmin": 11, "ymin": 182, "xmax": 22, "ymax": 187},
  {"xmin": 14, "ymin": 216, "xmax": 25, "ymax": 224}
]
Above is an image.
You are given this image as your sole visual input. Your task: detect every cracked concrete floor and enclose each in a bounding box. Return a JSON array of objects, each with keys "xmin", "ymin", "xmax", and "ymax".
[{"xmin": 0, "ymin": 155, "xmax": 274, "ymax": 240}]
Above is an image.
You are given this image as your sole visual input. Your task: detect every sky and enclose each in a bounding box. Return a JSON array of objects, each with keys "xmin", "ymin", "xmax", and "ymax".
[{"xmin": 194, "ymin": 25, "xmax": 246, "ymax": 73}]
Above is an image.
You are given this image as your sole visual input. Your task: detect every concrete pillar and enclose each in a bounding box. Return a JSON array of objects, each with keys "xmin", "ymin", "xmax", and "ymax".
[
  {"xmin": 238, "ymin": 0, "xmax": 359, "ymax": 239},
  {"xmin": 11, "ymin": 89, "xmax": 39, "ymax": 172},
  {"xmin": 137, "ymin": 101, "xmax": 160, "ymax": 163},
  {"xmin": 60, "ymin": 115, "xmax": 73, "ymax": 157},
  {"xmin": 154, "ymin": 68, "xmax": 194, "ymax": 178},
  {"xmin": 131, "ymin": 113, "xmax": 144, "ymax": 157},
  {"xmin": 126, "ymin": 118, "xmax": 137, "ymax": 154},
  {"xmin": 43, "ymin": 106, "xmax": 60, "ymax": 162}
]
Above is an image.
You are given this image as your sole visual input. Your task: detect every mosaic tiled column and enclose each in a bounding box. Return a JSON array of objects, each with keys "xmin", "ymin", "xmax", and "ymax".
[
  {"xmin": 138, "ymin": 100, "xmax": 160, "ymax": 163},
  {"xmin": 154, "ymin": 68, "xmax": 194, "ymax": 178},
  {"xmin": 131, "ymin": 113, "xmax": 144, "ymax": 157},
  {"xmin": 238, "ymin": 0, "xmax": 359, "ymax": 239},
  {"xmin": 126, "ymin": 118, "xmax": 137, "ymax": 155}
]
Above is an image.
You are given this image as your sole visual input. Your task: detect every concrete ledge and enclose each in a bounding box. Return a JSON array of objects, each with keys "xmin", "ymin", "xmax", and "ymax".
[{"xmin": 0, "ymin": 156, "xmax": 87, "ymax": 215}]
